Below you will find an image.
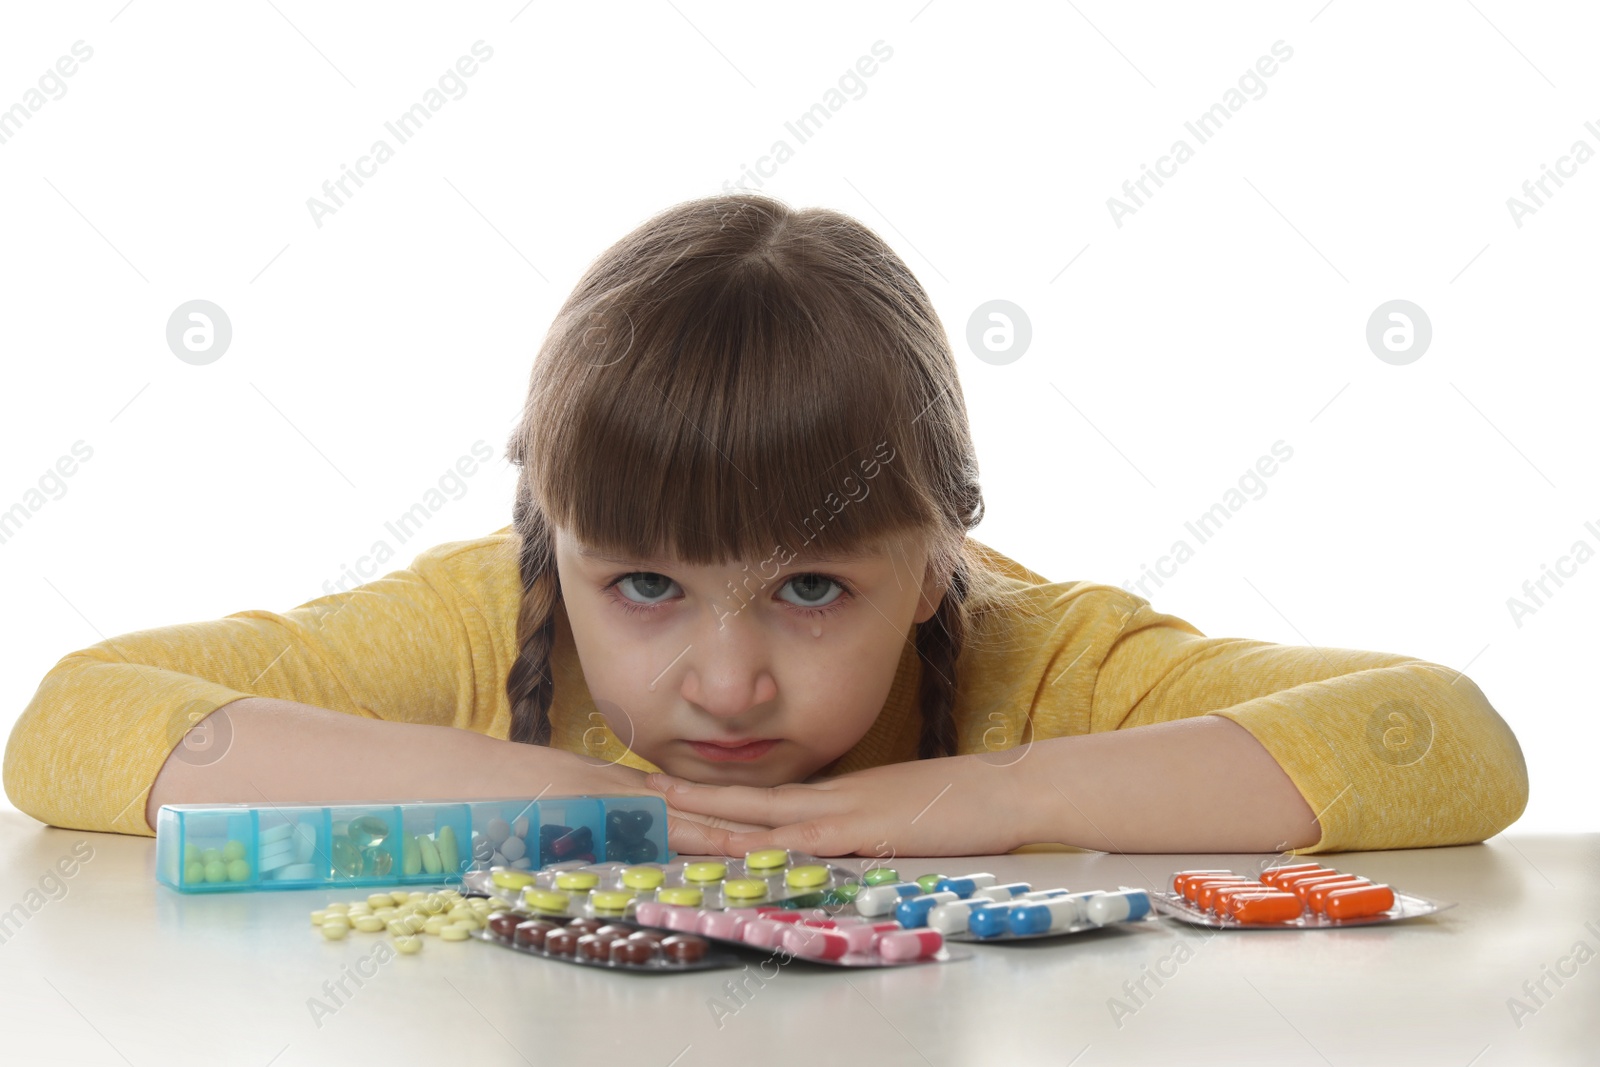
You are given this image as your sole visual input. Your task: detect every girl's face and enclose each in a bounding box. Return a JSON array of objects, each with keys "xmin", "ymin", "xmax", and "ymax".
[{"xmin": 552, "ymin": 524, "xmax": 945, "ymax": 785}]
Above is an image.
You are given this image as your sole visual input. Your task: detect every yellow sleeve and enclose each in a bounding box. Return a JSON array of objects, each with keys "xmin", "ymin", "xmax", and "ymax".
[
  {"xmin": 2, "ymin": 532, "xmax": 516, "ymax": 838},
  {"xmin": 1077, "ymin": 591, "xmax": 1529, "ymax": 853}
]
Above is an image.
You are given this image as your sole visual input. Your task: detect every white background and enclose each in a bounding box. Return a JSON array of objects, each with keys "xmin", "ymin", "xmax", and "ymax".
[{"xmin": 1, "ymin": 1, "xmax": 1593, "ymax": 833}]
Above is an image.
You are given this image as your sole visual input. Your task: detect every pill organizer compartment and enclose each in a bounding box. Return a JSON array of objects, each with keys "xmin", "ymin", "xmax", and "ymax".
[
  {"xmin": 326, "ymin": 806, "xmax": 406, "ymax": 883},
  {"xmin": 255, "ymin": 810, "xmax": 326, "ymax": 887},
  {"xmin": 599, "ymin": 797, "xmax": 664, "ymax": 864},
  {"xmin": 532, "ymin": 797, "xmax": 605, "ymax": 867},
  {"xmin": 400, "ymin": 802, "xmax": 473, "ymax": 882},
  {"xmin": 157, "ymin": 807, "xmax": 258, "ymax": 891},
  {"xmin": 464, "ymin": 800, "xmax": 542, "ymax": 873}
]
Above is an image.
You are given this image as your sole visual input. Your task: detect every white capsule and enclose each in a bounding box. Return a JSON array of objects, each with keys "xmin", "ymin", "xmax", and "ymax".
[
  {"xmin": 854, "ymin": 882, "xmax": 923, "ymax": 918},
  {"xmin": 927, "ymin": 898, "xmax": 993, "ymax": 935}
]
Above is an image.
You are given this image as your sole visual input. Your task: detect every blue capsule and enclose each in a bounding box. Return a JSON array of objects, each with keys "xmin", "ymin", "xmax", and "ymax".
[
  {"xmin": 933, "ymin": 873, "xmax": 997, "ymax": 898},
  {"xmin": 973, "ymin": 881, "xmax": 1033, "ymax": 902},
  {"xmin": 895, "ymin": 891, "xmax": 959, "ymax": 928},
  {"xmin": 855, "ymin": 882, "xmax": 926, "ymax": 917},
  {"xmin": 969, "ymin": 902, "xmax": 1022, "ymax": 938},
  {"xmin": 1084, "ymin": 889, "xmax": 1151, "ymax": 925}
]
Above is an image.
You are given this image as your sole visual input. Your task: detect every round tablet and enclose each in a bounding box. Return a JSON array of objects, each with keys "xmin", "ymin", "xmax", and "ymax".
[
  {"xmin": 491, "ymin": 869, "xmax": 535, "ymax": 891},
  {"xmin": 863, "ymin": 868, "xmax": 900, "ymax": 886},
  {"xmin": 555, "ymin": 871, "xmax": 600, "ymax": 891},
  {"xmin": 914, "ymin": 874, "xmax": 943, "ymax": 894},
  {"xmin": 785, "ymin": 865, "xmax": 829, "ymax": 889},
  {"xmin": 660, "ymin": 934, "xmax": 709, "ymax": 963},
  {"xmin": 319, "ymin": 923, "xmax": 348, "ymax": 941},
  {"xmin": 591, "ymin": 890, "xmax": 634, "ymax": 911},
  {"xmin": 394, "ymin": 936, "xmax": 423, "ymax": 955},
  {"xmin": 544, "ymin": 928, "xmax": 578, "ymax": 955},
  {"xmin": 487, "ymin": 912, "xmax": 521, "ymax": 939},
  {"xmin": 622, "ymin": 866, "xmax": 665, "ymax": 890},
  {"xmin": 658, "ymin": 887, "xmax": 704, "ymax": 907},
  {"xmin": 609, "ymin": 938, "xmax": 655, "ymax": 965},
  {"xmin": 523, "ymin": 888, "xmax": 570, "ymax": 914},
  {"xmin": 722, "ymin": 879, "xmax": 769, "ymax": 901},
  {"xmin": 683, "ymin": 862, "xmax": 727, "ymax": 883},
  {"xmin": 745, "ymin": 849, "xmax": 788, "ymax": 872},
  {"xmin": 514, "ymin": 919, "xmax": 558, "ymax": 948},
  {"xmin": 439, "ymin": 924, "xmax": 471, "ymax": 941}
]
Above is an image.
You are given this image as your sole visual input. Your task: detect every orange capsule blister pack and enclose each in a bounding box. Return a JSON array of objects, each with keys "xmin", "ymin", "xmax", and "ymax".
[{"xmin": 1151, "ymin": 864, "xmax": 1453, "ymax": 929}]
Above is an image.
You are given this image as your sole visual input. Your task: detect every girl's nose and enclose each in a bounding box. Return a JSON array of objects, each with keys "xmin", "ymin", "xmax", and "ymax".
[{"xmin": 678, "ymin": 620, "xmax": 778, "ymax": 719}]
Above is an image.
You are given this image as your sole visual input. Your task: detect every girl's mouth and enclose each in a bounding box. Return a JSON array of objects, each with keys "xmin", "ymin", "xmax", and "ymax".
[{"xmin": 685, "ymin": 739, "xmax": 779, "ymax": 762}]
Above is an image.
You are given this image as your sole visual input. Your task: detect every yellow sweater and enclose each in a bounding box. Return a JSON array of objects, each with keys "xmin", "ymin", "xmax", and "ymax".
[{"xmin": 4, "ymin": 526, "xmax": 1527, "ymax": 852}]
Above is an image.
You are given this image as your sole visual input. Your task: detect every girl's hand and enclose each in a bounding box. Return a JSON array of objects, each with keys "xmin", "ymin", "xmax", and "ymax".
[{"xmin": 644, "ymin": 755, "xmax": 1039, "ymax": 858}]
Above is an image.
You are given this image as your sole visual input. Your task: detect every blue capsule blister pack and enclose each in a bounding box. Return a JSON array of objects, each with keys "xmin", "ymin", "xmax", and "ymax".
[{"xmin": 853, "ymin": 871, "xmax": 1162, "ymax": 942}]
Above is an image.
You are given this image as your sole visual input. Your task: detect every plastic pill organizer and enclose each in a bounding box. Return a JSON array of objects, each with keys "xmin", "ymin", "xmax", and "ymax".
[
  {"xmin": 155, "ymin": 795, "xmax": 669, "ymax": 893},
  {"xmin": 849, "ymin": 870, "xmax": 1159, "ymax": 942},
  {"xmin": 462, "ymin": 848, "xmax": 859, "ymax": 916},
  {"xmin": 1151, "ymin": 863, "xmax": 1455, "ymax": 929}
]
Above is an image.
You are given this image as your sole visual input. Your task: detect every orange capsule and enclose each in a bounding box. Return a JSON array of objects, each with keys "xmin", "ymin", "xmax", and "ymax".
[
  {"xmin": 1183, "ymin": 876, "xmax": 1251, "ymax": 905},
  {"xmin": 1324, "ymin": 884, "xmax": 1395, "ymax": 920},
  {"xmin": 1285, "ymin": 873, "xmax": 1356, "ymax": 900},
  {"xmin": 1267, "ymin": 867, "xmax": 1338, "ymax": 891},
  {"xmin": 1257, "ymin": 863, "xmax": 1325, "ymax": 887},
  {"xmin": 1213, "ymin": 885, "xmax": 1280, "ymax": 912},
  {"xmin": 1171, "ymin": 870, "xmax": 1234, "ymax": 895},
  {"xmin": 1197, "ymin": 879, "xmax": 1259, "ymax": 911},
  {"xmin": 1232, "ymin": 892, "xmax": 1304, "ymax": 923},
  {"xmin": 1305, "ymin": 877, "xmax": 1371, "ymax": 911}
]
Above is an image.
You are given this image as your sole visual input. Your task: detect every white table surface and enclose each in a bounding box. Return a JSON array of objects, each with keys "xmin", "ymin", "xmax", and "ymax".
[{"xmin": 1, "ymin": 812, "xmax": 1594, "ymax": 1066}]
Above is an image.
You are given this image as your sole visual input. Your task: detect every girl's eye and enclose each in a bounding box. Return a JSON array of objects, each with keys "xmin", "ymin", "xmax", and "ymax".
[
  {"xmin": 778, "ymin": 573, "xmax": 845, "ymax": 610},
  {"xmin": 615, "ymin": 572, "xmax": 680, "ymax": 604}
]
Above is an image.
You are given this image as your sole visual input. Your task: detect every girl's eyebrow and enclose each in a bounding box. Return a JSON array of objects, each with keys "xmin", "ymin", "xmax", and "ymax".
[{"xmin": 575, "ymin": 545, "xmax": 885, "ymax": 567}]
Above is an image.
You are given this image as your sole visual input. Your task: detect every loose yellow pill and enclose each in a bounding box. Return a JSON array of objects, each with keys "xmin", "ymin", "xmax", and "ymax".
[
  {"xmin": 555, "ymin": 871, "xmax": 600, "ymax": 891},
  {"xmin": 325, "ymin": 902, "xmax": 350, "ymax": 913},
  {"xmin": 447, "ymin": 906, "xmax": 476, "ymax": 922},
  {"xmin": 353, "ymin": 916, "xmax": 386, "ymax": 933},
  {"xmin": 319, "ymin": 923, "xmax": 349, "ymax": 941},
  {"xmin": 311, "ymin": 910, "xmax": 328, "ymax": 926},
  {"xmin": 390, "ymin": 891, "xmax": 411, "ymax": 906},
  {"xmin": 423, "ymin": 916, "xmax": 450, "ymax": 936},
  {"xmin": 785, "ymin": 865, "xmax": 829, "ymax": 888},
  {"xmin": 523, "ymin": 888, "xmax": 571, "ymax": 914},
  {"xmin": 591, "ymin": 890, "xmax": 634, "ymax": 911},
  {"xmin": 722, "ymin": 879, "xmax": 769, "ymax": 901},
  {"xmin": 394, "ymin": 935, "xmax": 423, "ymax": 954},
  {"xmin": 745, "ymin": 849, "xmax": 788, "ymax": 871},
  {"xmin": 486, "ymin": 896, "xmax": 513, "ymax": 910},
  {"xmin": 622, "ymin": 867, "xmax": 665, "ymax": 890},
  {"xmin": 421, "ymin": 895, "xmax": 447, "ymax": 915},
  {"xmin": 658, "ymin": 887, "xmax": 704, "ymax": 907},
  {"xmin": 398, "ymin": 914, "xmax": 428, "ymax": 935},
  {"xmin": 451, "ymin": 914, "xmax": 481, "ymax": 931},
  {"xmin": 366, "ymin": 894, "xmax": 393, "ymax": 909},
  {"xmin": 684, "ymin": 862, "xmax": 727, "ymax": 883},
  {"xmin": 386, "ymin": 919, "xmax": 411, "ymax": 937},
  {"xmin": 321, "ymin": 915, "xmax": 350, "ymax": 929},
  {"xmin": 407, "ymin": 892, "xmax": 427, "ymax": 902},
  {"xmin": 439, "ymin": 924, "xmax": 471, "ymax": 941}
]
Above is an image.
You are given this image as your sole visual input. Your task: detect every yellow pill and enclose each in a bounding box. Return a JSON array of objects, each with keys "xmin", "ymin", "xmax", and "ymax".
[
  {"xmin": 324, "ymin": 902, "xmax": 351, "ymax": 913},
  {"xmin": 486, "ymin": 896, "xmax": 513, "ymax": 910},
  {"xmin": 439, "ymin": 924, "xmax": 471, "ymax": 941},
  {"xmin": 423, "ymin": 916, "xmax": 450, "ymax": 936},
  {"xmin": 451, "ymin": 914, "xmax": 482, "ymax": 931},
  {"xmin": 439, "ymin": 890, "xmax": 463, "ymax": 902},
  {"xmin": 722, "ymin": 879, "xmax": 769, "ymax": 900},
  {"xmin": 591, "ymin": 890, "xmax": 634, "ymax": 911},
  {"xmin": 346, "ymin": 906, "xmax": 372, "ymax": 917},
  {"xmin": 421, "ymin": 895, "xmax": 447, "ymax": 915},
  {"xmin": 555, "ymin": 871, "xmax": 600, "ymax": 891},
  {"xmin": 523, "ymin": 888, "xmax": 571, "ymax": 914},
  {"xmin": 622, "ymin": 866, "xmax": 665, "ymax": 890},
  {"xmin": 319, "ymin": 923, "xmax": 349, "ymax": 941},
  {"xmin": 657, "ymin": 887, "xmax": 704, "ymax": 907},
  {"xmin": 785, "ymin": 865, "xmax": 829, "ymax": 888},
  {"xmin": 407, "ymin": 892, "xmax": 427, "ymax": 902},
  {"xmin": 447, "ymin": 906, "xmax": 476, "ymax": 922},
  {"xmin": 390, "ymin": 890, "xmax": 411, "ymax": 906},
  {"xmin": 684, "ymin": 862, "xmax": 727, "ymax": 883},
  {"xmin": 489, "ymin": 870, "xmax": 534, "ymax": 895},
  {"xmin": 353, "ymin": 916, "xmax": 386, "ymax": 933},
  {"xmin": 394, "ymin": 935, "xmax": 423, "ymax": 955},
  {"xmin": 310, "ymin": 910, "xmax": 328, "ymax": 925},
  {"xmin": 366, "ymin": 894, "xmax": 394, "ymax": 909},
  {"xmin": 386, "ymin": 919, "xmax": 412, "ymax": 937},
  {"xmin": 320, "ymin": 914, "xmax": 351, "ymax": 929},
  {"xmin": 745, "ymin": 849, "xmax": 788, "ymax": 871},
  {"xmin": 398, "ymin": 914, "xmax": 428, "ymax": 935},
  {"xmin": 375, "ymin": 907, "xmax": 397, "ymax": 918}
]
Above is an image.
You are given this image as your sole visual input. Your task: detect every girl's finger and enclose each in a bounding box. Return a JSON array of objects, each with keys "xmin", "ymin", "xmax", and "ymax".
[
  {"xmin": 721, "ymin": 818, "xmax": 857, "ymax": 858},
  {"xmin": 648, "ymin": 775, "xmax": 828, "ymax": 826},
  {"xmin": 667, "ymin": 814, "xmax": 735, "ymax": 857}
]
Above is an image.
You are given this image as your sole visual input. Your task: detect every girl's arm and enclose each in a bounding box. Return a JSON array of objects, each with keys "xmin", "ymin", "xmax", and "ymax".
[{"xmin": 143, "ymin": 695, "xmax": 651, "ymax": 831}]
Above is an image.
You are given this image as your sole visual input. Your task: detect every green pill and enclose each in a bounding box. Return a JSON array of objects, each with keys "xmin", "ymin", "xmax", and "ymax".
[
  {"xmin": 863, "ymin": 868, "xmax": 900, "ymax": 887},
  {"xmin": 821, "ymin": 883, "xmax": 860, "ymax": 906},
  {"xmin": 184, "ymin": 861, "xmax": 206, "ymax": 883},
  {"xmin": 183, "ymin": 844, "xmax": 199, "ymax": 865},
  {"xmin": 915, "ymin": 874, "xmax": 944, "ymax": 894},
  {"xmin": 331, "ymin": 838, "xmax": 361, "ymax": 877},
  {"xmin": 203, "ymin": 860, "xmax": 228, "ymax": 883},
  {"xmin": 435, "ymin": 825, "xmax": 460, "ymax": 871},
  {"xmin": 403, "ymin": 836, "xmax": 422, "ymax": 876},
  {"xmin": 348, "ymin": 816, "xmax": 390, "ymax": 850},
  {"xmin": 418, "ymin": 835, "xmax": 441, "ymax": 874},
  {"xmin": 201, "ymin": 848, "xmax": 222, "ymax": 866},
  {"xmin": 226, "ymin": 858, "xmax": 251, "ymax": 882}
]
